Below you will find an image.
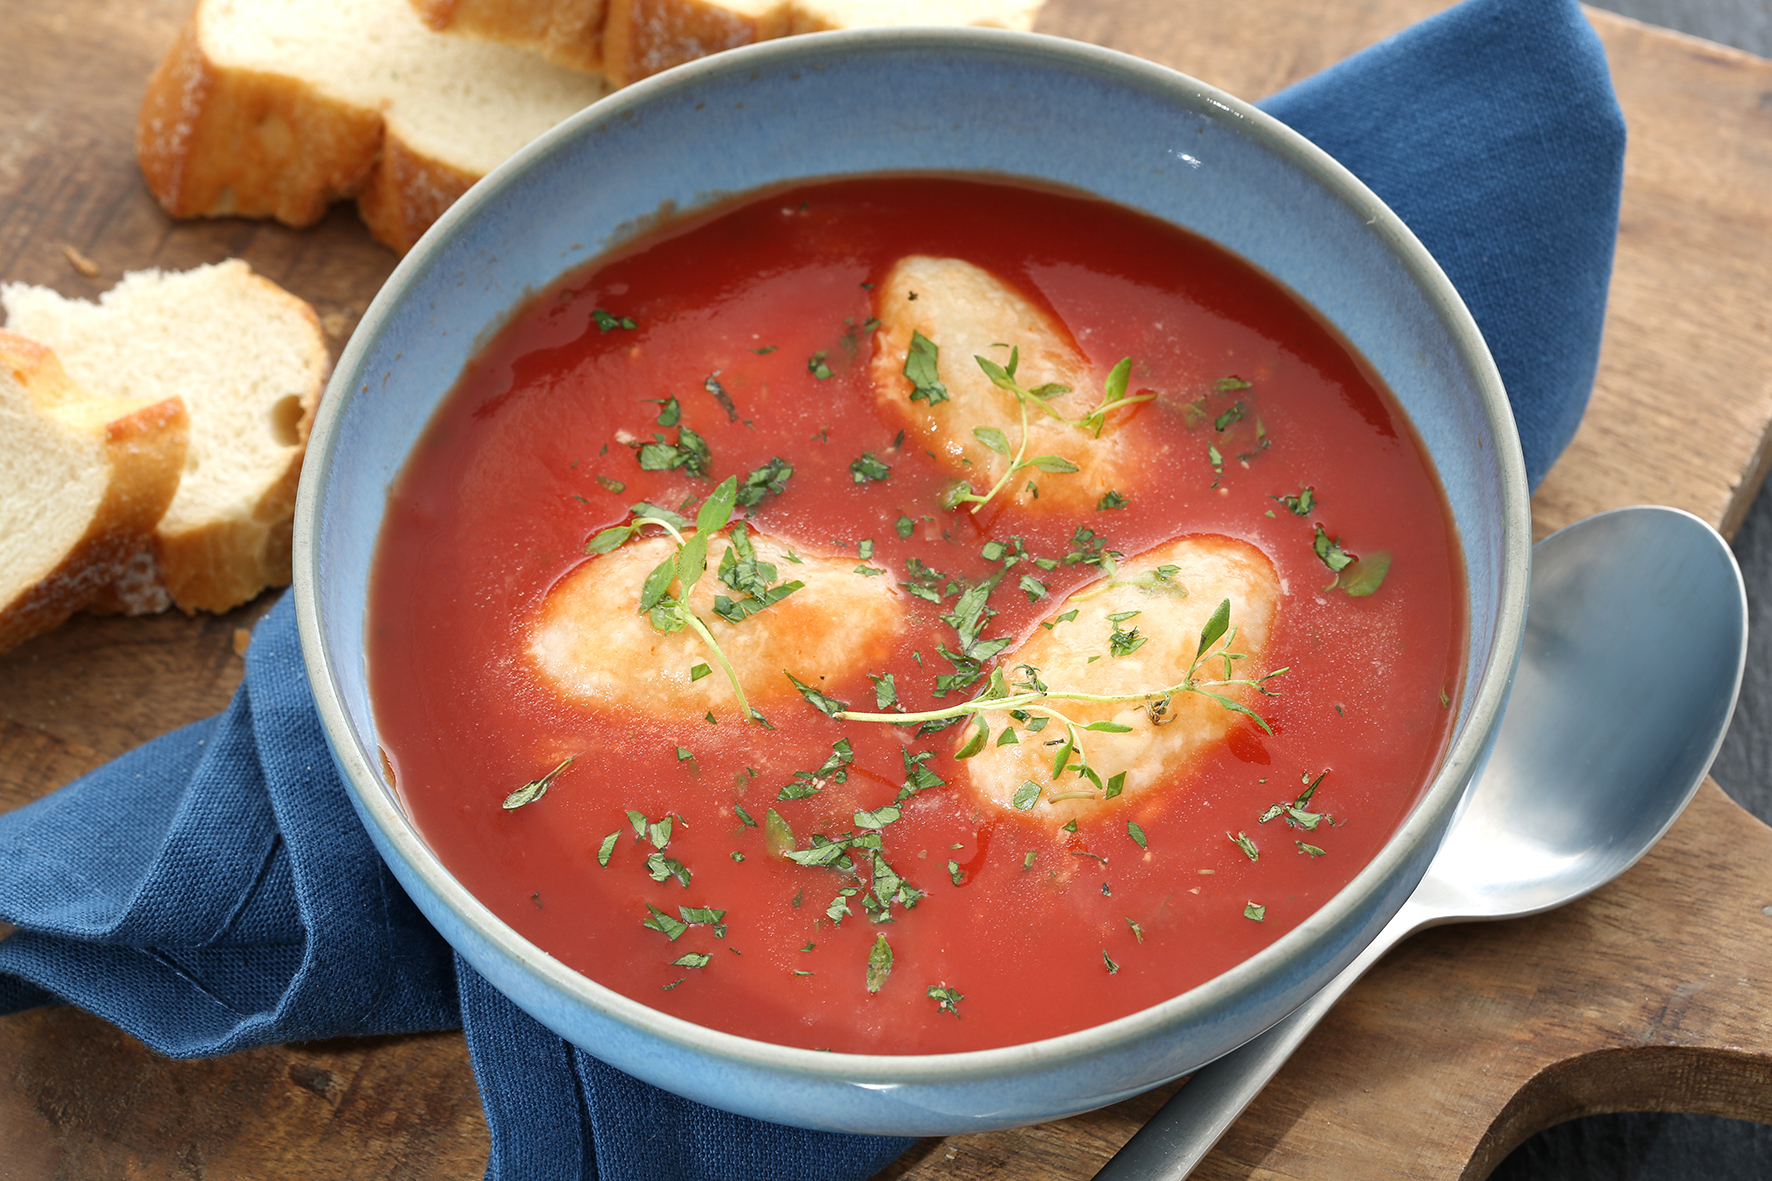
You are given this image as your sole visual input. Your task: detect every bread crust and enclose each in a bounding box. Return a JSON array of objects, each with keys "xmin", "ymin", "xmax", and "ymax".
[
  {"xmin": 0, "ymin": 334, "xmax": 189, "ymax": 653},
  {"xmin": 355, "ymin": 136, "xmax": 480, "ymax": 256},
  {"xmin": 603, "ymin": 0, "xmax": 789, "ymax": 86},
  {"xmin": 413, "ymin": 0, "xmax": 605, "ymax": 73},
  {"xmin": 137, "ymin": 16, "xmax": 385, "ymax": 228},
  {"xmin": 135, "ymin": 5, "xmax": 479, "ymax": 254}
]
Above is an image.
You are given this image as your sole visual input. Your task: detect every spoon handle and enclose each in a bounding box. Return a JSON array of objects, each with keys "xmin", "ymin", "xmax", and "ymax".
[{"xmin": 1094, "ymin": 898, "xmax": 1432, "ymax": 1180}]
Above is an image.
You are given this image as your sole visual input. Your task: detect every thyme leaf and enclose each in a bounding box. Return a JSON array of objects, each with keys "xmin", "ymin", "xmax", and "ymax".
[{"xmin": 503, "ymin": 756, "xmax": 574, "ymax": 810}]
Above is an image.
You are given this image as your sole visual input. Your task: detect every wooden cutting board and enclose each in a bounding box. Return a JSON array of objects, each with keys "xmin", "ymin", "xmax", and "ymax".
[{"xmin": 2, "ymin": 1, "xmax": 1770, "ymax": 1176}]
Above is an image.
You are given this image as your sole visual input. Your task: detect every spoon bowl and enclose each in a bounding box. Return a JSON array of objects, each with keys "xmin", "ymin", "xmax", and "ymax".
[{"xmin": 1099, "ymin": 504, "xmax": 1749, "ymax": 1179}]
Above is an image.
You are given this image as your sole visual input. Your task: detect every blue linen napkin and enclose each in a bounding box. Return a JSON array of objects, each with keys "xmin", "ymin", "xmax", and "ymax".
[{"xmin": 0, "ymin": 0, "xmax": 1623, "ymax": 1176}]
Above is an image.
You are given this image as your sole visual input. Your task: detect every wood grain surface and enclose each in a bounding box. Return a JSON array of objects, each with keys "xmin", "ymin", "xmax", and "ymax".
[{"xmin": 1, "ymin": 0, "xmax": 1769, "ymax": 1177}]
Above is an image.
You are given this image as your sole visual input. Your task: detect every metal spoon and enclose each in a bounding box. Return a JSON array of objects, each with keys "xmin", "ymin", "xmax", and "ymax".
[{"xmin": 1096, "ymin": 504, "xmax": 1748, "ymax": 1180}]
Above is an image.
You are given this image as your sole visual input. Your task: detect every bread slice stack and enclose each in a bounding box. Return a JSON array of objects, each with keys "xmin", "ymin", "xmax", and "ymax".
[
  {"xmin": 415, "ymin": 0, "xmax": 1042, "ymax": 88},
  {"xmin": 138, "ymin": 0, "xmax": 1040, "ymax": 254},
  {"xmin": 0, "ymin": 336, "xmax": 188, "ymax": 653},
  {"xmin": 0, "ymin": 261, "xmax": 330, "ymax": 652},
  {"xmin": 138, "ymin": 0, "xmax": 611, "ymax": 254}
]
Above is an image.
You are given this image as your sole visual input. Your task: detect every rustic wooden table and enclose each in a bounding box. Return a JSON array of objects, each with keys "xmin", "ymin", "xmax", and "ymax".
[{"xmin": 3, "ymin": 0, "xmax": 1771, "ymax": 1176}]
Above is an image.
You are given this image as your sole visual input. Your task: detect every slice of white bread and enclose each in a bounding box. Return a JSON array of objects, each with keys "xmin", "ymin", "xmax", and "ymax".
[
  {"xmin": 2, "ymin": 261, "xmax": 331, "ymax": 615},
  {"xmin": 0, "ymin": 333, "xmax": 189, "ymax": 654},
  {"xmin": 137, "ymin": 0, "xmax": 611, "ymax": 254},
  {"xmin": 413, "ymin": 0, "xmax": 607, "ymax": 74},
  {"xmin": 414, "ymin": 0, "xmax": 1042, "ymax": 87}
]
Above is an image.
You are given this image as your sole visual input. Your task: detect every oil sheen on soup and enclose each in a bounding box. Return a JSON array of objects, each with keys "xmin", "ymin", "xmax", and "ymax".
[{"xmin": 369, "ymin": 176, "xmax": 1466, "ymax": 1055}]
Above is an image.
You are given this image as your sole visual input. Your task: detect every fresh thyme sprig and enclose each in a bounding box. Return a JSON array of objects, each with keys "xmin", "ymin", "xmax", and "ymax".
[
  {"xmin": 1076, "ymin": 357, "xmax": 1156, "ymax": 437},
  {"xmin": 834, "ymin": 598, "xmax": 1287, "ymax": 800},
  {"xmin": 921, "ymin": 343, "xmax": 1154, "ymax": 515},
  {"xmin": 943, "ymin": 347, "xmax": 1079, "ymax": 514}
]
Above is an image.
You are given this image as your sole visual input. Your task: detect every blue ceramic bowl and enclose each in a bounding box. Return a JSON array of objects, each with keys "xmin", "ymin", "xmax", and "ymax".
[{"xmin": 294, "ymin": 28, "xmax": 1530, "ymax": 1135}]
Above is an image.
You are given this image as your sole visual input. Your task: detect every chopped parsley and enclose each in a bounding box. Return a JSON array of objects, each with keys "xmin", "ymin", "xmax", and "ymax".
[
  {"xmin": 637, "ymin": 426, "xmax": 711, "ymax": 477},
  {"xmin": 1274, "ymin": 486, "xmax": 1316, "ymax": 516},
  {"xmin": 870, "ymin": 672, "xmax": 898, "ymax": 709},
  {"xmin": 903, "ymin": 331, "xmax": 950, "ymax": 405},
  {"xmin": 1312, "ymin": 523, "xmax": 1355, "ymax": 573},
  {"xmin": 735, "ymin": 457, "xmax": 793, "ymax": 507},
  {"xmin": 645, "ymin": 851, "xmax": 692, "ymax": 888},
  {"xmin": 591, "ymin": 308, "xmax": 636, "ymax": 332},
  {"xmin": 786, "ymin": 672, "xmax": 848, "ymax": 717},
  {"xmin": 643, "ymin": 903, "xmax": 688, "ymax": 941},
  {"xmin": 1062, "ymin": 526, "xmax": 1109, "ymax": 567},
  {"xmin": 849, "ymin": 451, "xmax": 892, "ymax": 483},
  {"xmin": 777, "ymin": 739, "xmax": 854, "ymax": 800},
  {"xmin": 867, "ymin": 934, "xmax": 893, "ymax": 993},
  {"xmin": 1097, "ymin": 490, "xmax": 1129, "ymax": 510}
]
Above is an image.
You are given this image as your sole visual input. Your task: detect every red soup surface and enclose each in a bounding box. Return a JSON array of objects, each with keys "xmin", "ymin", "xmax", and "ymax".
[{"xmin": 369, "ymin": 176, "xmax": 1466, "ymax": 1055}]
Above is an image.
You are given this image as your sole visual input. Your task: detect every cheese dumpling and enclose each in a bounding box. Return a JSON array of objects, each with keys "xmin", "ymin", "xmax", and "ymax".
[
  {"xmin": 529, "ymin": 529, "xmax": 903, "ymax": 718},
  {"xmin": 962, "ymin": 535, "xmax": 1281, "ymax": 824},
  {"xmin": 870, "ymin": 255, "xmax": 1143, "ymax": 513}
]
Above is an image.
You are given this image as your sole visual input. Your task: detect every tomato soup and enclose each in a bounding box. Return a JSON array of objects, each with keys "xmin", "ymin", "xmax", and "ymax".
[{"xmin": 368, "ymin": 176, "xmax": 1465, "ymax": 1054}]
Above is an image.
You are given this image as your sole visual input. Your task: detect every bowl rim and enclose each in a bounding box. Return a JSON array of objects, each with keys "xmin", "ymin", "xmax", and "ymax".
[{"xmin": 295, "ymin": 25, "xmax": 1531, "ymax": 1087}]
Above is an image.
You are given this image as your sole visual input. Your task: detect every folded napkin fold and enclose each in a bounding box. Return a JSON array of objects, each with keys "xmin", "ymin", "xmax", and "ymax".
[{"xmin": 0, "ymin": 0, "xmax": 1623, "ymax": 1176}]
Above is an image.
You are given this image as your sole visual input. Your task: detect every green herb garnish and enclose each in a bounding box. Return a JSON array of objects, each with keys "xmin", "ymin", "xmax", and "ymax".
[
  {"xmin": 903, "ymin": 331, "xmax": 950, "ymax": 405},
  {"xmin": 1274, "ymin": 486, "xmax": 1316, "ymax": 516},
  {"xmin": 849, "ymin": 451, "xmax": 891, "ymax": 483},
  {"xmin": 637, "ymin": 426, "xmax": 711, "ymax": 477},
  {"xmin": 502, "ymin": 756, "xmax": 574, "ymax": 810},
  {"xmin": 867, "ymin": 934, "xmax": 893, "ymax": 993}
]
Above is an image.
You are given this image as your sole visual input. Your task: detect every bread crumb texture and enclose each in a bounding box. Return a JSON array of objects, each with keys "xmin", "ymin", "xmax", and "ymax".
[{"xmin": 3, "ymin": 260, "xmax": 329, "ymax": 615}]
